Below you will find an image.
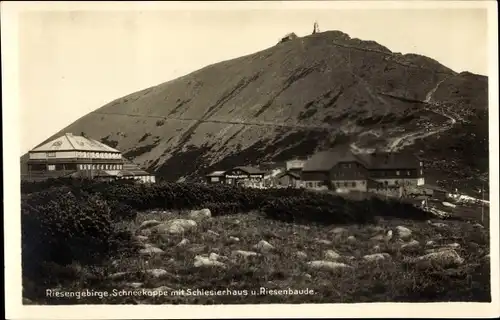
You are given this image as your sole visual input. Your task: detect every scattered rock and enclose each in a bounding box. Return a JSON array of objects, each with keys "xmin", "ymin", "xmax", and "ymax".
[
  {"xmin": 209, "ymin": 252, "xmax": 224, "ymax": 261},
  {"xmin": 316, "ymin": 239, "xmax": 333, "ymax": 245},
  {"xmin": 125, "ymin": 282, "xmax": 143, "ymax": 289},
  {"xmin": 187, "ymin": 244, "xmax": 206, "ymax": 254},
  {"xmin": 473, "ymin": 223, "xmax": 485, "ymax": 229},
  {"xmin": 370, "ymin": 226, "xmax": 385, "ymax": 233},
  {"xmin": 153, "ymin": 219, "xmax": 197, "ymax": 235},
  {"xmin": 411, "ymin": 249, "xmax": 464, "ymax": 269},
  {"xmin": 229, "ymin": 236, "xmax": 240, "ymax": 243},
  {"xmin": 396, "ymin": 226, "xmax": 412, "ymax": 239},
  {"xmin": 295, "ymin": 251, "xmax": 308, "ymax": 259},
  {"xmin": 484, "ymin": 254, "xmax": 490, "ymax": 260},
  {"xmin": 145, "ymin": 269, "xmax": 168, "ymax": 278},
  {"xmin": 430, "ymin": 222, "xmax": 448, "ymax": 229},
  {"xmin": 303, "ymin": 273, "xmax": 312, "ymax": 279},
  {"xmin": 443, "ymin": 243, "xmax": 461, "ymax": 249},
  {"xmin": 401, "ymin": 240, "xmax": 420, "ymax": 251},
  {"xmin": 370, "ymin": 235, "xmax": 385, "ymax": 241},
  {"xmin": 176, "ymin": 238, "xmax": 190, "ymax": 247},
  {"xmin": 302, "ymin": 225, "xmax": 311, "ymax": 230},
  {"xmin": 109, "ymin": 271, "xmax": 129, "ymax": 281},
  {"xmin": 139, "ymin": 247, "xmax": 164, "ymax": 255},
  {"xmin": 207, "ymin": 230, "xmax": 220, "ymax": 237},
  {"xmin": 188, "ymin": 208, "xmax": 212, "ymax": 220},
  {"xmin": 232, "ymin": 250, "xmax": 259, "ymax": 258},
  {"xmin": 307, "ymin": 260, "xmax": 352, "ymax": 272},
  {"xmin": 253, "ymin": 240, "xmax": 275, "ymax": 253},
  {"xmin": 426, "ymin": 240, "xmax": 435, "ymax": 246},
  {"xmin": 363, "ymin": 253, "xmax": 391, "ymax": 262},
  {"xmin": 233, "ymin": 219, "xmax": 241, "ymax": 225},
  {"xmin": 330, "ymin": 227, "xmax": 348, "ymax": 234},
  {"xmin": 324, "ymin": 250, "xmax": 341, "ymax": 261},
  {"xmin": 386, "ymin": 230, "xmax": 393, "ymax": 241},
  {"xmin": 347, "ymin": 235, "xmax": 357, "ymax": 243},
  {"xmin": 138, "ymin": 220, "xmax": 162, "ymax": 230},
  {"xmin": 194, "ymin": 255, "xmax": 226, "ymax": 268},
  {"xmin": 373, "ymin": 245, "xmax": 381, "ymax": 252},
  {"xmin": 134, "ymin": 235, "xmax": 149, "ymax": 242},
  {"xmin": 139, "ymin": 228, "xmax": 152, "ymax": 237}
]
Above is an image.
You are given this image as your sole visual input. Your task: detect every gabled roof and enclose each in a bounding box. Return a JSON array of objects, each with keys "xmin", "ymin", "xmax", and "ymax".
[
  {"xmin": 302, "ymin": 146, "xmax": 369, "ymax": 171},
  {"xmin": 230, "ymin": 166, "xmax": 266, "ymax": 175},
  {"xmin": 278, "ymin": 171, "xmax": 301, "ymax": 179},
  {"xmin": 31, "ymin": 133, "xmax": 120, "ymax": 153},
  {"xmin": 120, "ymin": 161, "xmax": 154, "ymax": 176},
  {"xmin": 303, "ymin": 147, "xmax": 421, "ymax": 172},
  {"xmin": 206, "ymin": 170, "xmax": 226, "ymax": 177},
  {"xmin": 357, "ymin": 151, "xmax": 420, "ymax": 170}
]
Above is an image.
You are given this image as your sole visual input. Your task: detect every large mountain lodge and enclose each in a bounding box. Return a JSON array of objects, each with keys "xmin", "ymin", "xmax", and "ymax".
[
  {"xmin": 22, "ymin": 133, "xmax": 156, "ymax": 183},
  {"xmin": 205, "ymin": 146, "xmax": 438, "ymax": 198}
]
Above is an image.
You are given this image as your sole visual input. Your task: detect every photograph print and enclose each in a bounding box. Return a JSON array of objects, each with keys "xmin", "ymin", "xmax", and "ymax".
[{"xmin": 4, "ymin": 0, "xmax": 498, "ymax": 316}]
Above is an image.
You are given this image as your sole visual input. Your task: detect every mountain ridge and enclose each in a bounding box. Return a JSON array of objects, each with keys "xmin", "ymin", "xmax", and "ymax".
[{"xmin": 21, "ymin": 30, "xmax": 489, "ymax": 196}]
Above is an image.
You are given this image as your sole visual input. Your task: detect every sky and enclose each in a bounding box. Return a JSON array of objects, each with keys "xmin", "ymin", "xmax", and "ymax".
[{"xmin": 15, "ymin": 4, "xmax": 490, "ymax": 155}]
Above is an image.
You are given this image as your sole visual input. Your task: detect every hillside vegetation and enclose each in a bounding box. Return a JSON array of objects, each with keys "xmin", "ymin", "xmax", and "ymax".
[
  {"xmin": 21, "ymin": 30, "xmax": 489, "ymax": 196},
  {"xmin": 21, "ymin": 179, "xmax": 490, "ymax": 304}
]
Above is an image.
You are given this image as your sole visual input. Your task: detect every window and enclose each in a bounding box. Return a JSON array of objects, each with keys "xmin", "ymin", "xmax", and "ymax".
[
  {"xmin": 211, "ymin": 177, "xmax": 220, "ymax": 182},
  {"xmin": 344, "ymin": 182, "xmax": 348, "ymax": 187},
  {"xmin": 48, "ymin": 165, "xmax": 56, "ymax": 171},
  {"xmin": 351, "ymin": 182, "xmax": 356, "ymax": 187},
  {"xmin": 420, "ymin": 169, "xmax": 423, "ymax": 175},
  {"xmin": 384, "ymin": 181, "xmax": 388, "ymax": 186},
  {"xmin": 396, "ymin": 171, "xmax": 400, "ymax": 176},
  {"xmin": 47, "ymin": 152, "xmax": 56, "ymax": 158},
  {"xmin": 420, "ymin": 162, "xmax": 423, "ymax": 167}
]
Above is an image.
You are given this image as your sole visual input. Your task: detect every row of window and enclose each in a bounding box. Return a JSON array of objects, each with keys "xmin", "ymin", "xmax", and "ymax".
[
  {"xmin": 45, "ymin": 152, "xmax": 121, "ymax": 159},
  {"xmin": 79, "ymin": 164, "xmax": 123, "ymax": 170}
]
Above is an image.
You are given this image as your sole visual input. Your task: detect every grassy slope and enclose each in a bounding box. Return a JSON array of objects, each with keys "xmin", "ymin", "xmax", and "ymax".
[
  {"xmin": 20, "ymin": 31, "xmax": 489, "ymax": 194},
  {"xmin": 25, "ymin": 210, "xmax": 490, "ymax": 305}
]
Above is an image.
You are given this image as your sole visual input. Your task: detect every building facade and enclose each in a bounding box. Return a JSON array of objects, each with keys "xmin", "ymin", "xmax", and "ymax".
[
  {"xmin": 224, "ymin": 166, "xmax": 266, "ymax": 187},
  {"xmin": 24, "ymin": 133, "xmax": 156, "ymax": 183},
  {"xmin": 275, "ymin": 171, "xmax": 302, "ymax": 188},
  {"xmin": 301, "ymin": 147, "xmax": 424, "ymax": 194},
  {"xmin": 206, "ymin": 171, "xmax": 226, "ymax": 184}
]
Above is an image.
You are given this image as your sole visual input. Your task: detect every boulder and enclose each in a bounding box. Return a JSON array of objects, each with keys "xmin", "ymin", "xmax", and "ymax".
[
  {"xmin": 295, "ymin": 251, "xmax": 308, "ymax": 259},
  {"xmin": 411, "ymin": 249, "xmax": 464, "ymax": 269},
  {"xmin": 324, "ymin": 250, "xmax": 341, "ymax": 261},
  {"xmin": 396, "ymin": 226, "xmax": 412, "ymax": 239},
  {"xmin": 207, "ymin": 230, "xmax": 220, "ymax": 237},
  {"xmin": 194, "ymin": 255, "xmax": 226, "ymax": 268},
  {"xmin": 430, "ymin": 222, "xmax": 448, "ymax": 229},
  {"xmin": 109, "ymin": 271, "xmax": 130, "ymax": 281},
  {"xmin": 188, "ymin": 208, "xmax": 211, "ymax": 220},
  {"xmin": 370, "ymin": 226, "xmax": 385, "ymax": 233},
  {"xmin": 229, "ymin": 236, "xmax": 240, "ymax": 243},
  {"xmin": 443, "ymin": 243, "xmax": 461, "ymax": 249},
  {"xmin": 426, "ymin": 240, "xmax": 435, "ymax": 246},
  {"xmin": 330, "ymin": 227, "xmax": 348, "ymax": 235},
  {"xmin": 370, "ymin": 235, "xmax": 385, "ymax": 241},
  {"xmin": 347, "ymin": 236, "xmax": 357, "ymax": 243},
  {"xmin": 307, "ymin": 261, "xmax": 352, "ymax": 272},
  {"xmin": 401, "ymin": 240, "xmax": 420, "ymax": 251},
  {"xmin": 139, "ymin": 246, "xmax": 164, "ymax": 255},
  {"xmin": 473, "ymin": 223, "xmax": 485, "ymax": 229},
  {"xmin": 145, "ymin": 269, "xmax": 168, "ymax": 278},
  {"xmin": 373, "ymin": 245, "xmax": 381, "ymax": 252},
  {"xmin": 176, "ymin": 238, "xmax": 190, "ymax": 247},
  {"xmin": 138, "ymin": 220, "xmax": 162, "ymax": 230},
  {"xmin": 386, "ymin": 230, "xmax": 393, "ymax": 241},
  {"xmin": 153, "ymin": 219, "xmax": 197, "ymax": 236},
  {"xmin": 316, "ymin": 239, "xmax": 333, "ymax": 245},
  {"xmin": 253, "ymin": 240, "xmax": 275, "ymax": 253},
  {"xmin": 232, "ymin": 250, "xmax": 259, "ymax": 258},
  {"xmin": 134, "ymin": 235, "xmax": 149, "ymax": 242},
  {"xmin": 363, "ymin": 253, "xmax": 391, "ymax": 262}
]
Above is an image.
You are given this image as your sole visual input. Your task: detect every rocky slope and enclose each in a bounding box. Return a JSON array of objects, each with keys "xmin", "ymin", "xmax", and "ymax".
[{"xmin": 21, "ymin": 30, "xmax": 489, "ymax": 195}]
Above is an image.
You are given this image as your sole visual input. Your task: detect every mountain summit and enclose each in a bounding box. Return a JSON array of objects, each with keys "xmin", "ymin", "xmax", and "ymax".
[{"xmin": 22, "ymin": 30, "xmax": 488, "ymax": 194}]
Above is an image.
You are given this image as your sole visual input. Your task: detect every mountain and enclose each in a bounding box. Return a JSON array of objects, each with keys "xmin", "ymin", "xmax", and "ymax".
[{"xmin": 21, "ymin": 30, "xmax": 489, "ymax": 196}]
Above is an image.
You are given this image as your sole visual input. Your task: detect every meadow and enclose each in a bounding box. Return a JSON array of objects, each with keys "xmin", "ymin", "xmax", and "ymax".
[{"xmin": 21, "ymin": 179, "xmax": 490, "ymax": 304}]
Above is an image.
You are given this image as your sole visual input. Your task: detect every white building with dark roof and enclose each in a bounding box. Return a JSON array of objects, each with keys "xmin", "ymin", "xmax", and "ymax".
[{"xmin": 25, "ymin": 133, "xmax": 156, "ymax": 183}]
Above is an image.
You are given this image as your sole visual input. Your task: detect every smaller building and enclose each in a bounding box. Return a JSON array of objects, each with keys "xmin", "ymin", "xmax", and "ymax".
[
  {"xmin": 224, "ymin": 166, "xmax": 266, "ymax": 187},
  {"xmin": 415, "ymin": 184, "xmax": 449, "ymax": 200},
  {"xmin": 275, "ymin": 171, "xmax": 302, "ymax": 188},
  {"xmin": 206, "ymin": 171, "xmax": 226, "ymax": 184}
]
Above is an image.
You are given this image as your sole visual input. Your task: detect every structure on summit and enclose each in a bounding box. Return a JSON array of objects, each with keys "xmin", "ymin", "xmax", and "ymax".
[
  {"xmin": 312, "ymin": 21, "xmax": 320, "ymax": 34},
  {"xmin": 24, "ymin": 133, "xmax": 156, "ymax": 183}
]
